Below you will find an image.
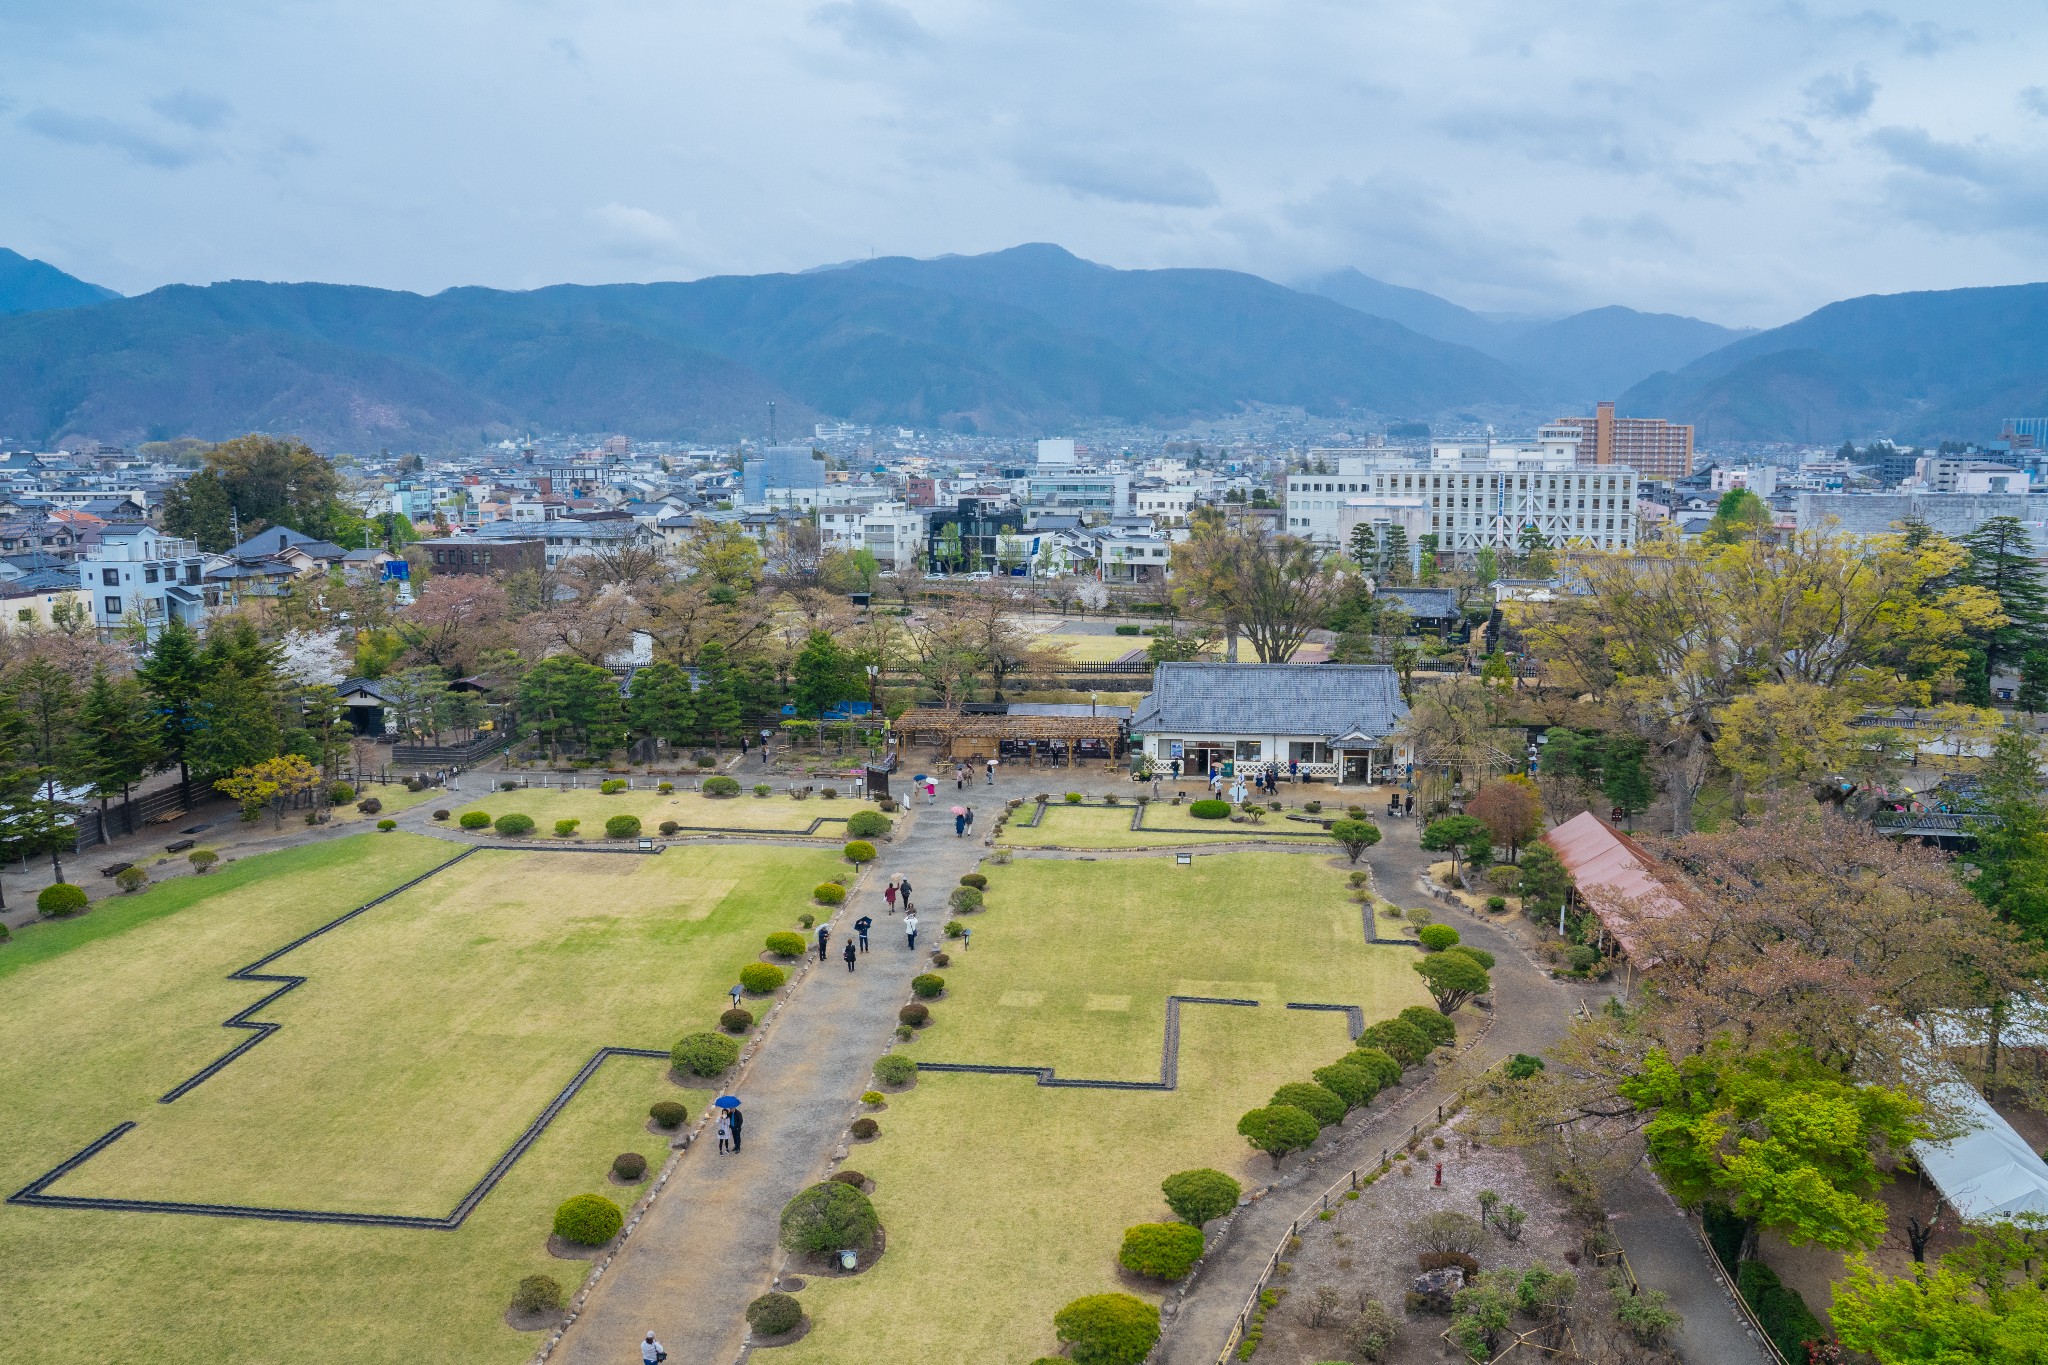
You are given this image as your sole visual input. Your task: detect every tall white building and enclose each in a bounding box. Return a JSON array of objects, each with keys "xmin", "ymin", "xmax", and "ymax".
[{"xmin": 1286, "ymin": 440, "xmax": 1638, "ymax": 554}]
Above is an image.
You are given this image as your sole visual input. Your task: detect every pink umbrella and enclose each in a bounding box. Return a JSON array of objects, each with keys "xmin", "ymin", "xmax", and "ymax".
[{"xmin": 950, "ymin": 805, "xmax": 967, "ymax": 815}]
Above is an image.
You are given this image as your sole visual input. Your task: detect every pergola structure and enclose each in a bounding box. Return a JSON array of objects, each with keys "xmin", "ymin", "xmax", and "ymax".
[{"xmin": 892, "ymin": 710, "xmax": 1125, "ymax": 766}]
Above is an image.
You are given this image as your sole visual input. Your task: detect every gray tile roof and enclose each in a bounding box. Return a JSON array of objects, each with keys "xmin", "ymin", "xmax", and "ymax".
[
  {"xmin": 1131, "ymin": 662, "xmax": 1407, "ymax": 741},
  {"xmin": 1378, "ymin": 587, "xmax": 1460, "ymax": 620}
]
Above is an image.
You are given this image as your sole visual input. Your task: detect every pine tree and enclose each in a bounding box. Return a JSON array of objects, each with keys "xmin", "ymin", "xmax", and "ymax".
[
  {"xmin": 1347, "ymin": 522, "xmax": 1378, "ymax": 573},
  {"xmin": 627, "ymin": 661, "xmax": 696, "ymax": 746},
  {"xmin": 1959, "ymin": 517, "xmax": 2048, "ymax": 683},
  {"xmin": 0, "ymin": 689, "xmax": 55, "ymax": 908},
  {"xmin": 1381, "ymin": 526, "xmax": 1410, "ymax": 585},
  {"xmin": 695, "ymin": 643, "xmax": 742, "ymax": 748},
  {"xmin": 2020, "ymin": 652, "xmax": 2048, "ymax": 716},
  {"xmin": 137, "ymin": 617, "xmax": 204, "ymax": 789},
  {"xmin": 77, "ymin": 666, "xmax": 160, "ymax": 838},
  {"xmin": 10, "ymin": 659, "xmax": 82, "ymax": 882}
]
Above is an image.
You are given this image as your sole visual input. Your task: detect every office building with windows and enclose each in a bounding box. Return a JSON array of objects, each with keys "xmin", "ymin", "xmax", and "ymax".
[{"xmin": 1549, "ymin": 401, "xmax": 1693, "ymax": 479}]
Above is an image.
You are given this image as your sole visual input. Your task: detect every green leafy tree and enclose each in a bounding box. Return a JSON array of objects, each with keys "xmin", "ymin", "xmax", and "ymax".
[
  {"xmin": 1348, "ymin": 521, "xmax": 1378, "ymax": 572},
  {"xmin": 1414, "ymin": 952, "xmax": 1491, "ymax": 1014},
  {"xmin": 1966, "ymin": 727, "xmax": 2048, "ymax": 945},
  {"xmin": 2019, "ymin": 650, "xmax": 2048, "ymax": 715},
  {"xmin": 1517, "ymin": 523, "xmax": 1555, "ymax": 578},
  {"xmin": 10, "ymin": 659, "xmax": 82, "ymax": 882},
  {"xmin": 1422, "ymin": 813, "xmax": 1490, "ymax": 877},
  {"xmin": 627, "ymin": 661, "xmax": 696, "ymax": 746},
  {"xmin": 162, "ymin": 434, "xmax": 352, "ymax": 551},
  {"xmin": 1330, "ymin": 818, "xmax": 1382, "ymax": 864},
  {"xmin": 791, "ymin": 630, "xmax": 864, "ymax": 718},
  {"xmin": 1703, "ymin": 488, "xmax": 1772, "ymax": 543},
  {"xmin": 694, "ymin": 642, "xmax": 743, "ymax": 747},
  {"xmin": 1515, "ymin": 843, "xmax": 1574, "ymax": 926},
  {"xmin": 0, "ymin": 685, "xmax": 69, "ymax": 899},
  {"xmin": 1622, "ymin": 1045, "xmax": 1924, "ymax": 1261},
  {"xmin": 1236, "ymin": 1104, "xmax": 1320, "ymax": 1166},
  {"xmin": 1832, "ymin": 1251, "xmax": 2048, "ymax": 1365}
]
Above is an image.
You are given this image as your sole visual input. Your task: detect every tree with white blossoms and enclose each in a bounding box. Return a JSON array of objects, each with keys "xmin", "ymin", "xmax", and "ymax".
[{"xmin": 277, "ymin": 629, "xmax": 350, "ymax": 687}]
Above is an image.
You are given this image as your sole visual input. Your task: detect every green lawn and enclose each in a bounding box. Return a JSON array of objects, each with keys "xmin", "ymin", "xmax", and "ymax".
[
  {"xmin": 998, "ymin": 801, "xmax": 1329, "ymax": 849},
  {"xmin": 454, "ymin": 788, "xmax": 875, "ymax": 838},
  {"xmin": 0, "ymin": 831, "xmax": 842, "ymax": 1364},
  {"xmin": 778, "ymin": 852, "xmax": 1433, "ymax": 1363}
]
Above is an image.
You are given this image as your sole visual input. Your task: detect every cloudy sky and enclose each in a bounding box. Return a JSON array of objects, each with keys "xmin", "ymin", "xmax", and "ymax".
[{"xmin": 4, "ymin": 0, "xmax": 2044, "ymax": 327}]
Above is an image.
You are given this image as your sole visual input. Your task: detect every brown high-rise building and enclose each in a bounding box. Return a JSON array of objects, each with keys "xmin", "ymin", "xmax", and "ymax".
[{"xmin": 1550, "ymin": 401, "xmax": 1694, "ymax": 480}]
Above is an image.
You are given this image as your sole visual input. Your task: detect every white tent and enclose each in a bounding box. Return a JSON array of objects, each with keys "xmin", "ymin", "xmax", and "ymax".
[{"xmin": 1911, "ymin": 1079, "xmax": 2048, "ymax": 1223}]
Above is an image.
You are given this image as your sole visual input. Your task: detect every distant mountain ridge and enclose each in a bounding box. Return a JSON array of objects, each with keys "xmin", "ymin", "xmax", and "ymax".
[
  {"xmin": 1616, "ymin": 283, "xmax": 2048, "ymax": 443},
  {"xmin": 1297, "ymin": 267, "xmax": 1754, "ymax": 403},
  {"xmin": 0, "ymin": 249, "xmax": 120, "ymax": 316},
  {"xmin": 0, "ymin": 245, "xmax": 1531, "ymax": 448}
]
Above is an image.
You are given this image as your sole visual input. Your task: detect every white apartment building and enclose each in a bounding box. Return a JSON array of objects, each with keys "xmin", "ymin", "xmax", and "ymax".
[
  {"xmin": 76, "ymin": 525, "xmax": 210, "ymax": 633},
  {"xmin": 809, "ymin": 502, "xmax": 926, "ymax": 570},
  {"xmin": 1287, "ymin": 440, "xmax": 1638, "ymax": 554},
  {"xmin": 1132, "ymin": 483, "xmax": 1196, "ymax": 522}
]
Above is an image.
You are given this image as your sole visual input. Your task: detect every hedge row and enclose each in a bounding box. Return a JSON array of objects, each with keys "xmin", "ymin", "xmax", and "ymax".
[{"xmin": 1239, "ymin": 1006, "xmax": 1451, "ymax": 1166}]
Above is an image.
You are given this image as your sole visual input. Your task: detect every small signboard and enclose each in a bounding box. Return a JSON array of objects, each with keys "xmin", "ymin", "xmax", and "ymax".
[{"xmin": 1175, "ymin": 852, "xmax": 1193, "ymax": 865}]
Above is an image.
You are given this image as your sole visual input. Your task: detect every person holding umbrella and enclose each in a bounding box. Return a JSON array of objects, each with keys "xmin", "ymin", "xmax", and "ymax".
[
  {"xmin": 714, "ymin": 1095, "xmax": 744, "ymax": 1152},
  {"xmin": 952, "ymin": 805, "xmax": 967, "ymax": 837},
  {"xmin": 854, "ymin": 913, "xmax": 872, "ymax": 951},
  {"xmin": 816, "ymin": 923, "xmax": 831, "ymax": 960}
]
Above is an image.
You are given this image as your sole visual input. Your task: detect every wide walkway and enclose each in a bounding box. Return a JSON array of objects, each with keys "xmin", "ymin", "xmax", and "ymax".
[
  {"xmin": 550, "ymin": 775, "xmax": 991, "ymax": 1365},
  {"xmin": 1609, "ymin": 1167, "xmax": 1776, "ymax": 1365}
]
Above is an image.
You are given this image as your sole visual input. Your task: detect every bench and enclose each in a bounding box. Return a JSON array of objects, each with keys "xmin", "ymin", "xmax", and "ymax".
[
  {"xmin": 99, "ymin": 862, "xmax": 134, "ymax": 878},
  {"xmin": 147, "ymin": 809, "xmax": 188, "ymax": 825},
  {"xmin": 164, "ymin": 838, "xmax": 196, "ymax": 853}
]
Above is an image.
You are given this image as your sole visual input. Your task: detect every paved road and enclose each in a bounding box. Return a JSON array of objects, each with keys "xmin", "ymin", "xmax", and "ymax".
[
  {"xmin": 1609, "ymin": 1167, "xmax": 1775, "ymax": 1365},
  {"xmin": 549, "ymin": 785, "xmax": 988, "ymax": 1365}
]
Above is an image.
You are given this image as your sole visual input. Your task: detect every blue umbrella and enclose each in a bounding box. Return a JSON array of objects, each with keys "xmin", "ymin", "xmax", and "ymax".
[{"xmin": 714, "ymin": 1095, "xmax": 742, "ymax": 1109}]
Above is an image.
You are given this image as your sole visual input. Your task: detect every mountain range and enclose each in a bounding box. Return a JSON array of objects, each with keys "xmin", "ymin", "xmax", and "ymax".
[{"xmin": 0, "ymin": 246, "xmax": 2039, "ymax": 449}]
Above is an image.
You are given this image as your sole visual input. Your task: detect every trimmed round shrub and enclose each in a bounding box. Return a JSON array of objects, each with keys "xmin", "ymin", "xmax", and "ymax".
[
  {"xmin": 831, "ymin": 1169, "xmax": 869, "ymax": 1187},
  {"xmin": 600, "ymin": 778, "xmax": 627, "ymax": 794},
  {"xmin": 861, "ymin": 1091, "xmax": 884, "ymax": 1107},
  {"xmin": 649, "ymin": 1101, "xmax": 688, "ymax": 1129},
  {"xmin": 746, "ymin": 1291, "xmax": 804, "ymax": 1337},
  {"xmin": 754, "ymin": 783, "xmax": 773, "ymax": 797},
  {"xmin": 1271, "ymin": 1081, "xmax": 1347, "ymax": 1128},
  {"xmin": 873, "ymin": 1054, "xmax": 917, "ymax": 1087},
  {"xmin": 842, "ymin": 839, "xmax": 877, "ymax": 864},
  {"xmin": 959, "ymin": 872, "xmax": 988, "ymax": 890},
  {"xmin": 845, "ymin": 809, "xmax": 892, "ymax": 839},
  {"xmin": 612, "ymin": 1152, "xmax": 647, "ymax": 1181},
  {"xmin": 778, "ymin": 1181, "xmax": 879, "ymax": 1255},
  {"xmin": 814, "ymin": 882, "xmax": 846, "ymax": 906},
  {"xmin": 37, "ymin": 882, "xmax": 87, "ymax": 917},
  {"xmin": 1237, "ymin": 1104, "xmax": 1321, "ymax": 1165},
  {"xmin": 1054, "ymin": 1292, "xmax": 1161, "ymax": 1365},
  {"xmin": 898, "ymin": 1002, "xmax": 929, "ymax": 1027},
  {"xmin": 1350, "ymin": 1046, "xmax": 1404, "ymax": 1091},
  {"xmin": 494, "ymin": 812, "xmax": 535, "ymax": 837},
  {"xmin": 1161, "ymin": 1168, "xmax": 1241, "ymax": 1227},
  {"xmin": 329, "ymin": 782, "xmax": 357, "ymax": 804},
  {"xmin": 1313, "ymin": 1057, "xmax": 1383, "ymax": 1109},
  {"xmin": 432, "ymin": 808, "xmax": 451, "ymax": 821},
  {"xmin": 1444, "ymin": 943, "xmax": 1497, "ymax": 970},
  {"xmin": 1119, "ymin": 1222, "xmax": 1205, "ymax": 1280},
  {"xmin": 1506, "ymin": 1053, "xmax": 1546, "ymax": 1080},
  {"xmin": 720, "ymin": 1007, "xmax": 755, "ymax": 1034},
  {"xmin": 739, "ymin": 962, "xmax": 787, "ymax": 994},
  {"xmin": 500, "ymin": 779, "xmax": 521, "ymax": 791},
  {"xmin": 512, "ymin": 1274, "xmax": 563, "ymax": 1314},
  {"xmin": 910, "ymin": 972, "xmax": 945, "ymax": 998},
  {"xmin": 930, "ymin": 950, "xmax": 950, "ymax": 967},
  {"xmin": 948, "ymin": 885, "xmax": 984, "ymax": 912},
  {"xmin": 1400, "ymin": 1005, "xmax": 1459, "ymax": 1048},
  {"xmin": 850, "ymin": 1116, "xmax": 879, "ymax": 1140},
  {"xmin": 798, "ymin": 912, "xmax": 815, "ymax": 928},
  {"xmin": 1360, "ymin": 1017, "xmax": 1433, "ymax": 1068},
  {"xmin": 357, "ymin": 796, "xmax": 382, "ymax": 815},
  {"xmin": 188, "ymin": 848, "xmax": 219, "ymax": 874},
  {"xmin": 605, "ymin": 814, "xmax": 641, "ymax": 839},
  {"xmin": 1486, "ymin": 895, "xmax": 1508, "ymax": 911},
  {"xmin": 1188, "ymin": 799, "xmax": 1231, "ymax": 819},
  {"xmin": 552, "ymin": 1194, "xmax": 623, "ymax": 1246},
  {"xmin": 658, "ymin": 820, "xmax": 680, "ymax": 836},
  {"xmin": 115, "ymin": 865, "xmax": 149, "ymax": 893},
  {"xmin": 554, "ymin": 818, "xmax": 580, "ymax": 837},
  {"xmin": 377, "ymin": 819, "xmax": 397, "ymax": 831},
  {"xmin": 765, "ymin": 931, "xmax": 807, "ymax": 959},
  {"xmin": 943, "ymin": 919, "xmax": 966, "ymax": 939},
  {"xmin": 671, "ymin": 1031, "xmax": 740, "ymax": 1077},
  {"xmin": 658, "ymin": 782, "xmax": 674, "ymax": 794},
  {"xmin": 1417, "ymin": 923, "xmax": 1462, "ymax": 951},
  {"xmin": 459, "ymin": 810, "xmax": 491, "ymax": 829},
  {"xmin": 702, "ymin": 775, "xmax": 742, "ymax": 797}
]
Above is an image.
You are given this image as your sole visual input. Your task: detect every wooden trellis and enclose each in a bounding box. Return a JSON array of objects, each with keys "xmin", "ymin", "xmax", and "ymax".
[{"xmin": 892, "ymin": 710, "xmax": 1124, "ymax": 765}]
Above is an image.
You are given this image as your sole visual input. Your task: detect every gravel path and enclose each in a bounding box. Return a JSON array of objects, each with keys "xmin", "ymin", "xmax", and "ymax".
[{"xmin": 545, "ymin": 787, "xmax": 988, "ymax": 1365}]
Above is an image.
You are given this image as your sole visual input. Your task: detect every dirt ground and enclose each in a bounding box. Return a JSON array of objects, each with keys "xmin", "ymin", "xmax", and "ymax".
[{"xmin": 1251, "ymin": 1124, "xmax": 1680, "ymax": 1365}]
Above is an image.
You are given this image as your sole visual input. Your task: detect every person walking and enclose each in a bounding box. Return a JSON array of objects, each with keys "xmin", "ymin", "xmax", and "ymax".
[
  {"xmin": 727, "ymin": 1104, "xmax": 744, "ymax": 1152},
  {"xmin": 925, "ymin": 778, "xmax": 936, "ymax": 805},
  {"xmin": 905, "ymin": 911, "xmax": 919, "ymax": 952},
  {"xmin": 954, "ymin": 810, "xmax": 967, "ymax": 837},
  {"xmin": 985, "ymin": 757, "xmax": 996, "ymax": 785},
  {"xmin": 843, "ymin": 938, "xmax": 857, "ymax": 972},
  {"xmin": 1405, "ymin": 793, "xmax": 1415, "ymax": 817},
  {"xmin": 642, "ymin": 1332, "xmax": 667, "ymax": 1363},
  {"xmin": 715, "ymin": 1111, "xmax": 732, "ymax": 1154},
  {"xmin": 898, "ymin": 877, "xmax": 913, "ymax": 913},
  {"xmin": 955, "ymin": 764, "xmax": 967, "ymax": 790},
  {"xmin": 965, "ymin": 805, "xmax": 975, "ymax": 835},
  {"xmin": 884, "ymin": 878, "xmax": 898, "ymax": 914},
  {"xmin": 1169, "ymin": 757, "xmax": 1181, "ymax": 781},
  {"xmin": 816, "ymin": 924, "xmax": 831, "ymax": 960},
  {"xmin": 854, "ymin": 914, "xmax": 872, "ymax": 951}
]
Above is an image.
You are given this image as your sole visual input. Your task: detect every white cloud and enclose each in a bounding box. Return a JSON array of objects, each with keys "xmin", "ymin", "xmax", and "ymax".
[{"xmin": 588, "ymin": 203, "xmax": 689, "ymax": 259}]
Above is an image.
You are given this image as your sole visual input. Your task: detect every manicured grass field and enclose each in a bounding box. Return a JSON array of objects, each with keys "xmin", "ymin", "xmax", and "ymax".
[
  {"xmin": 1040, "ymin": 632, "xmax": 1150, "ymax": 663},
  {"xmin": 0, "ymin": 831, "xmax": 842, "ymax": 1364},
  {"xmin": 998, "ymin": 801, "xmax": 1327, "ymax": 849},
  {"xmin": 454, "ymin": 788, "xmax": 880, "ymax": 838},
  {"xmin": 778, "ymin": 851, "xmax": 1434, "ymax": 1363}
]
